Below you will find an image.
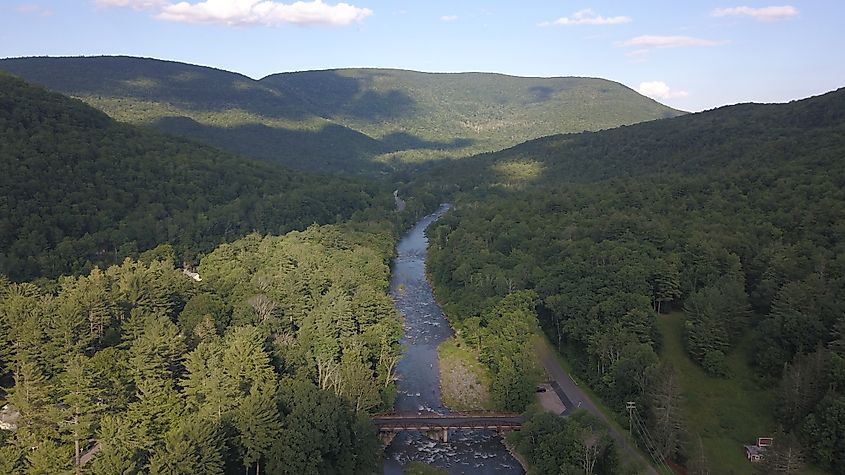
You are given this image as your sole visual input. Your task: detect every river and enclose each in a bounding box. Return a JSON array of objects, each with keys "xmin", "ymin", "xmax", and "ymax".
[{"xmin": 383, "ymin": 204, "xmax": 524, "ymax": 475}]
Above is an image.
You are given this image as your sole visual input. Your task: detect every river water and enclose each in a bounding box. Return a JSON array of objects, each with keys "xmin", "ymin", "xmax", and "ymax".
[{"xmin": 383, "ymin": 204, "xmax": 523, "ymax": 475}]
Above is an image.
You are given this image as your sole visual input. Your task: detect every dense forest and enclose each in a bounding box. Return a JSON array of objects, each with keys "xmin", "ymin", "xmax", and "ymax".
[
  {"xmin": 509, "ymin": 411, "xmax": 619, "ymax": 475},
  {"xmin": 422, "ymin": 88, "xmax": 845, "ymax": 473},
  {"xmin": 0, "ymin": 73, "xmax": 391, "ymax": 281},
  {"xmin": 0, "ymin": 224, "xmax": 400, "ymax": 473},
  {"xmin": 3, "ymin": 54, "xmax": 845, "ymax": 474},
  {"xmin": 0, "ymin": 56, "xmax": 681, "ymax": 174}
]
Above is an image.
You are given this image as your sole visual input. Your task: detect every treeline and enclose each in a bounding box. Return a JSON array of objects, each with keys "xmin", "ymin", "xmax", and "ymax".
[
  {"xmin": 0, "ymin": 224, "xmax": 400, "ymax": 473},
  {"xmin": 0, "ymin": 73, "xmax": 391, "ymax": 282},
  {"xmin": 422, "ymin": 88, "xmax": 845, "ymax": 472},
  {"xmin": 509, "ymin": 411, "xmax": 619, "ymax": 475}
]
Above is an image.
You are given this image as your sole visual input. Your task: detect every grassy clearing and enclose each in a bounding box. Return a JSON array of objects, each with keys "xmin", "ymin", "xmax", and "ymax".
[
  {"xmin": 405, "ymin": 461, "xmax": 449, "ymax": 475},
  {"xmin": 657, "ymin": 312, "xmax": 777, "ymax": 475},
  {"xmin": 438, "ymin": 337, "xmax": 494, "ymax": 411}
]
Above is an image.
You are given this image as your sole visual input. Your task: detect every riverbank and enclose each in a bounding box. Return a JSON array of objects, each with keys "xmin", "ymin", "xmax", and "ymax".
[
  {"xmin": 502, "ymin": 438, "xmax": 531, "ymax": 473},
  {"xmin": 437, "ymin": 338, "xmax": 493, "ymax": 411}
]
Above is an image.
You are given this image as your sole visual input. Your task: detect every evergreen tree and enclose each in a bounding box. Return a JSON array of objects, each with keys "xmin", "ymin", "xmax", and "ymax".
[
  {"xmin": 148, "ymin": 417, "xmax": 225, "ymax": 475},
  {"xmin": 58, "ymin": 354, "xmax": 103, "ymax": 474},
  {"xmin": 232, "ymin": 390, "xmax": 281, "ymax": 475}
]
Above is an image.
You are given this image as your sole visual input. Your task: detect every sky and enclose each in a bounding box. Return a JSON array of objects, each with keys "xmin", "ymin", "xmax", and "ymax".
[{"xmin": 2, "ymin": 1, "xmax": 844, "ymax": 112}]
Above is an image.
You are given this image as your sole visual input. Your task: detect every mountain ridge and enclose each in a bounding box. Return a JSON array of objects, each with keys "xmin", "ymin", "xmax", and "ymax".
[{"xmin": 0, "ymin": 55, "xmax": 683, "ymax": 174}]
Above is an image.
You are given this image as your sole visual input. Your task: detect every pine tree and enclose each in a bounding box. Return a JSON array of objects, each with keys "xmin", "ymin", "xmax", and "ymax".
[
  {"xmin": 26, "ymin": 438, "xmax": 71, "ymax": 475},
  {"xmin": 232, "ymin": 390, "xmax": 282, "ymax": 475},
  {"xmin": 182, "ymin": 339, "xmax": 234, "ymax": 421},
  {"xmin": 90, "ymin": 415, "xmax": 143, "ymax": 475},
  {"xmin": 148, "ymin": 417, "xmax": 225, "ymax": 475},
  {"xmin": 7, "ymin": 360, "xmax": 55, "ymax": 452},
  {"xmin": 221, "ymin": 326, "xmax": 277, "ymax": 399},
  {"xmin": 58, "ymin": 354, "xmax": 103, "ymax": 475}
]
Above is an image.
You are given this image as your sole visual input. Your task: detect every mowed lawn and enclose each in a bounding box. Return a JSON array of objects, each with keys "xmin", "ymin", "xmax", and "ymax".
[{"xmin": 657, "ymin": 312, "xmax": 775, "ymax": 475}]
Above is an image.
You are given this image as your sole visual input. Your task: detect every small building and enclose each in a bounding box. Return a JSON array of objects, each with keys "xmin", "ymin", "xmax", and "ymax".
[
  {"xmin": 0, "ymin": 404, "xmax": 19, "ymax": 431},
  {"xmin": 744, "ymin": 437, "xmax": 773, "ymax": 462}
]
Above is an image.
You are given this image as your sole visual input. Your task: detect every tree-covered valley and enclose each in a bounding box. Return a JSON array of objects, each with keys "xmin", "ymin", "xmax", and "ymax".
[
  {"xmin": 1, "ymin": 57, "xmax": 844, "ymax": 475},
  {"xmin": 0, "ymin": 56, "xmax": 681, "ymax": 175},
  {"xmin": 418, "ymin": 87, "xmax": 845, "ymax": 474}
]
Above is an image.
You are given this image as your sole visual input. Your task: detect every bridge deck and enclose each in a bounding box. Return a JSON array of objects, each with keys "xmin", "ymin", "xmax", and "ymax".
[{"xmin": 371, "ymin": 412, "xmax": 522, "ymax": 431}]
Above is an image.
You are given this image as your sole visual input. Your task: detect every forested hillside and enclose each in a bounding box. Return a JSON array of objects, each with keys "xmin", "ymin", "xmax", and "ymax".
[
  {"xmin": 0, "ymin": 56, "xmax": 682, "ymax": 174},
  {"xmin": 0, "ymin": 224, "xmax": 399, "ymax": 473},
  {"xmin": 0, "ymin": 56, "xmax": 391, "ymax": 175},
  {"xmin": 421, "ymin": 87, "xmax": 845, "ymax": 190},
  {"xmin": 421, "ymin": 89, "xmax": 845, "ymax": 473},
  {"xmin": 261, "ymin": 68, "xmax": 683, "ymax": 163},
  {"xmin": 0, "ymin": 73, "xmax": 390, "ymax": 281}
]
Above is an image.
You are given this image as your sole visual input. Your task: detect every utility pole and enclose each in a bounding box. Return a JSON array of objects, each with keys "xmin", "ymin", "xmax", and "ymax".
[{"xmin": 626, "ymin": 401, "xmax": 636, "ymax": 435}]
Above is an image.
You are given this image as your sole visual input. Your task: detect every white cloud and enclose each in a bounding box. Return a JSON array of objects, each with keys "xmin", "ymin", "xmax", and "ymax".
[
  {"xmin": 621, "ymin": 35, "xmax": 725, "ymax": 48},
  {"xmin": 440, "ymin": 15, "xmax": 458, "ymax": 22},
  {"xmin": 712, "ymin": 5, "xmax": 798, "ymax": 21},
  {"xmin": 16, "ymin": 3, "xmax": 54, "ymax": 15},
  {"xmin": 95, "ymin": 0, "xmax": 168, "ymax": 9},
  {"xmin": 625, "ymin": 49, "xmax": 650, "ymax": 61},
  {"xmin": 637, "ymin": 81, "xmax": 689, "ymax": 100},
  {"xmin": 96, "ymin": 0, "xmax": 372, "ymax": 26},
  {"xmin": 540, "ymin": 8, "xmax": 631, "ymax": 27}
]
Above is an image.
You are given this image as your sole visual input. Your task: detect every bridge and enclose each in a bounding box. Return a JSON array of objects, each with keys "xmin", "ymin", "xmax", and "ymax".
[{"xmin": 371, "ymin": 412, "xmax": 522, "ymax": 443}]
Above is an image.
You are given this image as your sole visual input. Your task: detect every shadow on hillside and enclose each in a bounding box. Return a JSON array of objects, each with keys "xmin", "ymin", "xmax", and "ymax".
[
  {"xmin": 528, "ymin": 86, "xmax": 556, "ymax": 103},
  {"xmin": 0, "ymin": 56, "xmax": 313, "ymax": 120},
  {"xmin": 152, "ymin": 116, "xmax": 477, "ymax": 174},
  {"xmin": 381, "ymin": 132, "xmax": 474, "ymax": 152},
  {"xmin": 260, "ymin": 70, "xmax": 417, "ymax": 121},
  {"xmin": 153, "ymin": 116, "xmax": 388, "ymax": 175}
]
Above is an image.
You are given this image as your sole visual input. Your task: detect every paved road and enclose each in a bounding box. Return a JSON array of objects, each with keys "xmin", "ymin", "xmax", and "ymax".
[{"xmin": 536, "ymin": 340, "xmax": 659, "ymax": 475}]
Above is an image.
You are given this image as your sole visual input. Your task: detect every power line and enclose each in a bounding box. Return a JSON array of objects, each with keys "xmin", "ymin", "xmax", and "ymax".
[
  {"xmin": 626, "ymin": 402, "xmax": 674, "ymax": 475},
  {"xmin": 632, "ymin": 411, "xmax": 673, "ymax": 474}
]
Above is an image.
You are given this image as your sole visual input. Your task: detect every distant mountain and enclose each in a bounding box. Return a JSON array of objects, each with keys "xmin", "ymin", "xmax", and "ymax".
[
  {"xmin": 262, "ymin": 68, "xmax": 684, "ymax": 163},
  {"xmin": 419, "ymin": 87, "xmax": 845, "ymax": 190},
  {"xmin": 0, "ymin": 56, "xmax": 682, "ymax": 174},
  {"xmin": 0, "ymin": 56, "xmax": 392, "ymax": 175},
  {"xmin": 0, "ymin": 73, "xmax": 389, "ymax": 281}
]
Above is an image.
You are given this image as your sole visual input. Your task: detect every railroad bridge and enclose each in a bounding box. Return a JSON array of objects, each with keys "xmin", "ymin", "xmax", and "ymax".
[{"xmin": 371, "ymin": 412, "xmax": 523, "ymax": 444}]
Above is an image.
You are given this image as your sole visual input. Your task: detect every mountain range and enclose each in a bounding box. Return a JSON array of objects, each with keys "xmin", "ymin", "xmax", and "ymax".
[{"xmin": 0, "ymin": 56, "xmax": 682, "ymax": 174}]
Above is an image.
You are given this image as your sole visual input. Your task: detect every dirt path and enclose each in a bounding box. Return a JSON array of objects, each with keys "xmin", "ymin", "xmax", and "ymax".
[{"xmin": 535, "ymin": 339, "xmax": 659, "ymax": 475}]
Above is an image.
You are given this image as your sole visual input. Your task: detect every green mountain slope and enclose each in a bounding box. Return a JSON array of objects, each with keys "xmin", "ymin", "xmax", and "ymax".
[
  {"xmin": 0, "ymin": 56, "xmax": 391, "ymax": 174},
  {"xmin": 422, "ymin": 87, "xmax": 845, "ymax": 190},
  {"xmin": 0, "ymin": 56, "xmax": 682, "ymax": 174},
  {"xmin": 262, "ymin": 68, "xmax": 684, "ymax": 163},
  {"xmin": 419, "ymin": 89, "xmax": 845, "ymax": 474},
  {"xmin": 0, "ymin": 73, "xmax": 389, "ymax": 281}
]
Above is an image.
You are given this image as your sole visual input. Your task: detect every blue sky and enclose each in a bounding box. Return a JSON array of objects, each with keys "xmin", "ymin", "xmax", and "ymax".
[{"xmin": 1, "ymin": 1, "xmax": 843, "ymax": 111}]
